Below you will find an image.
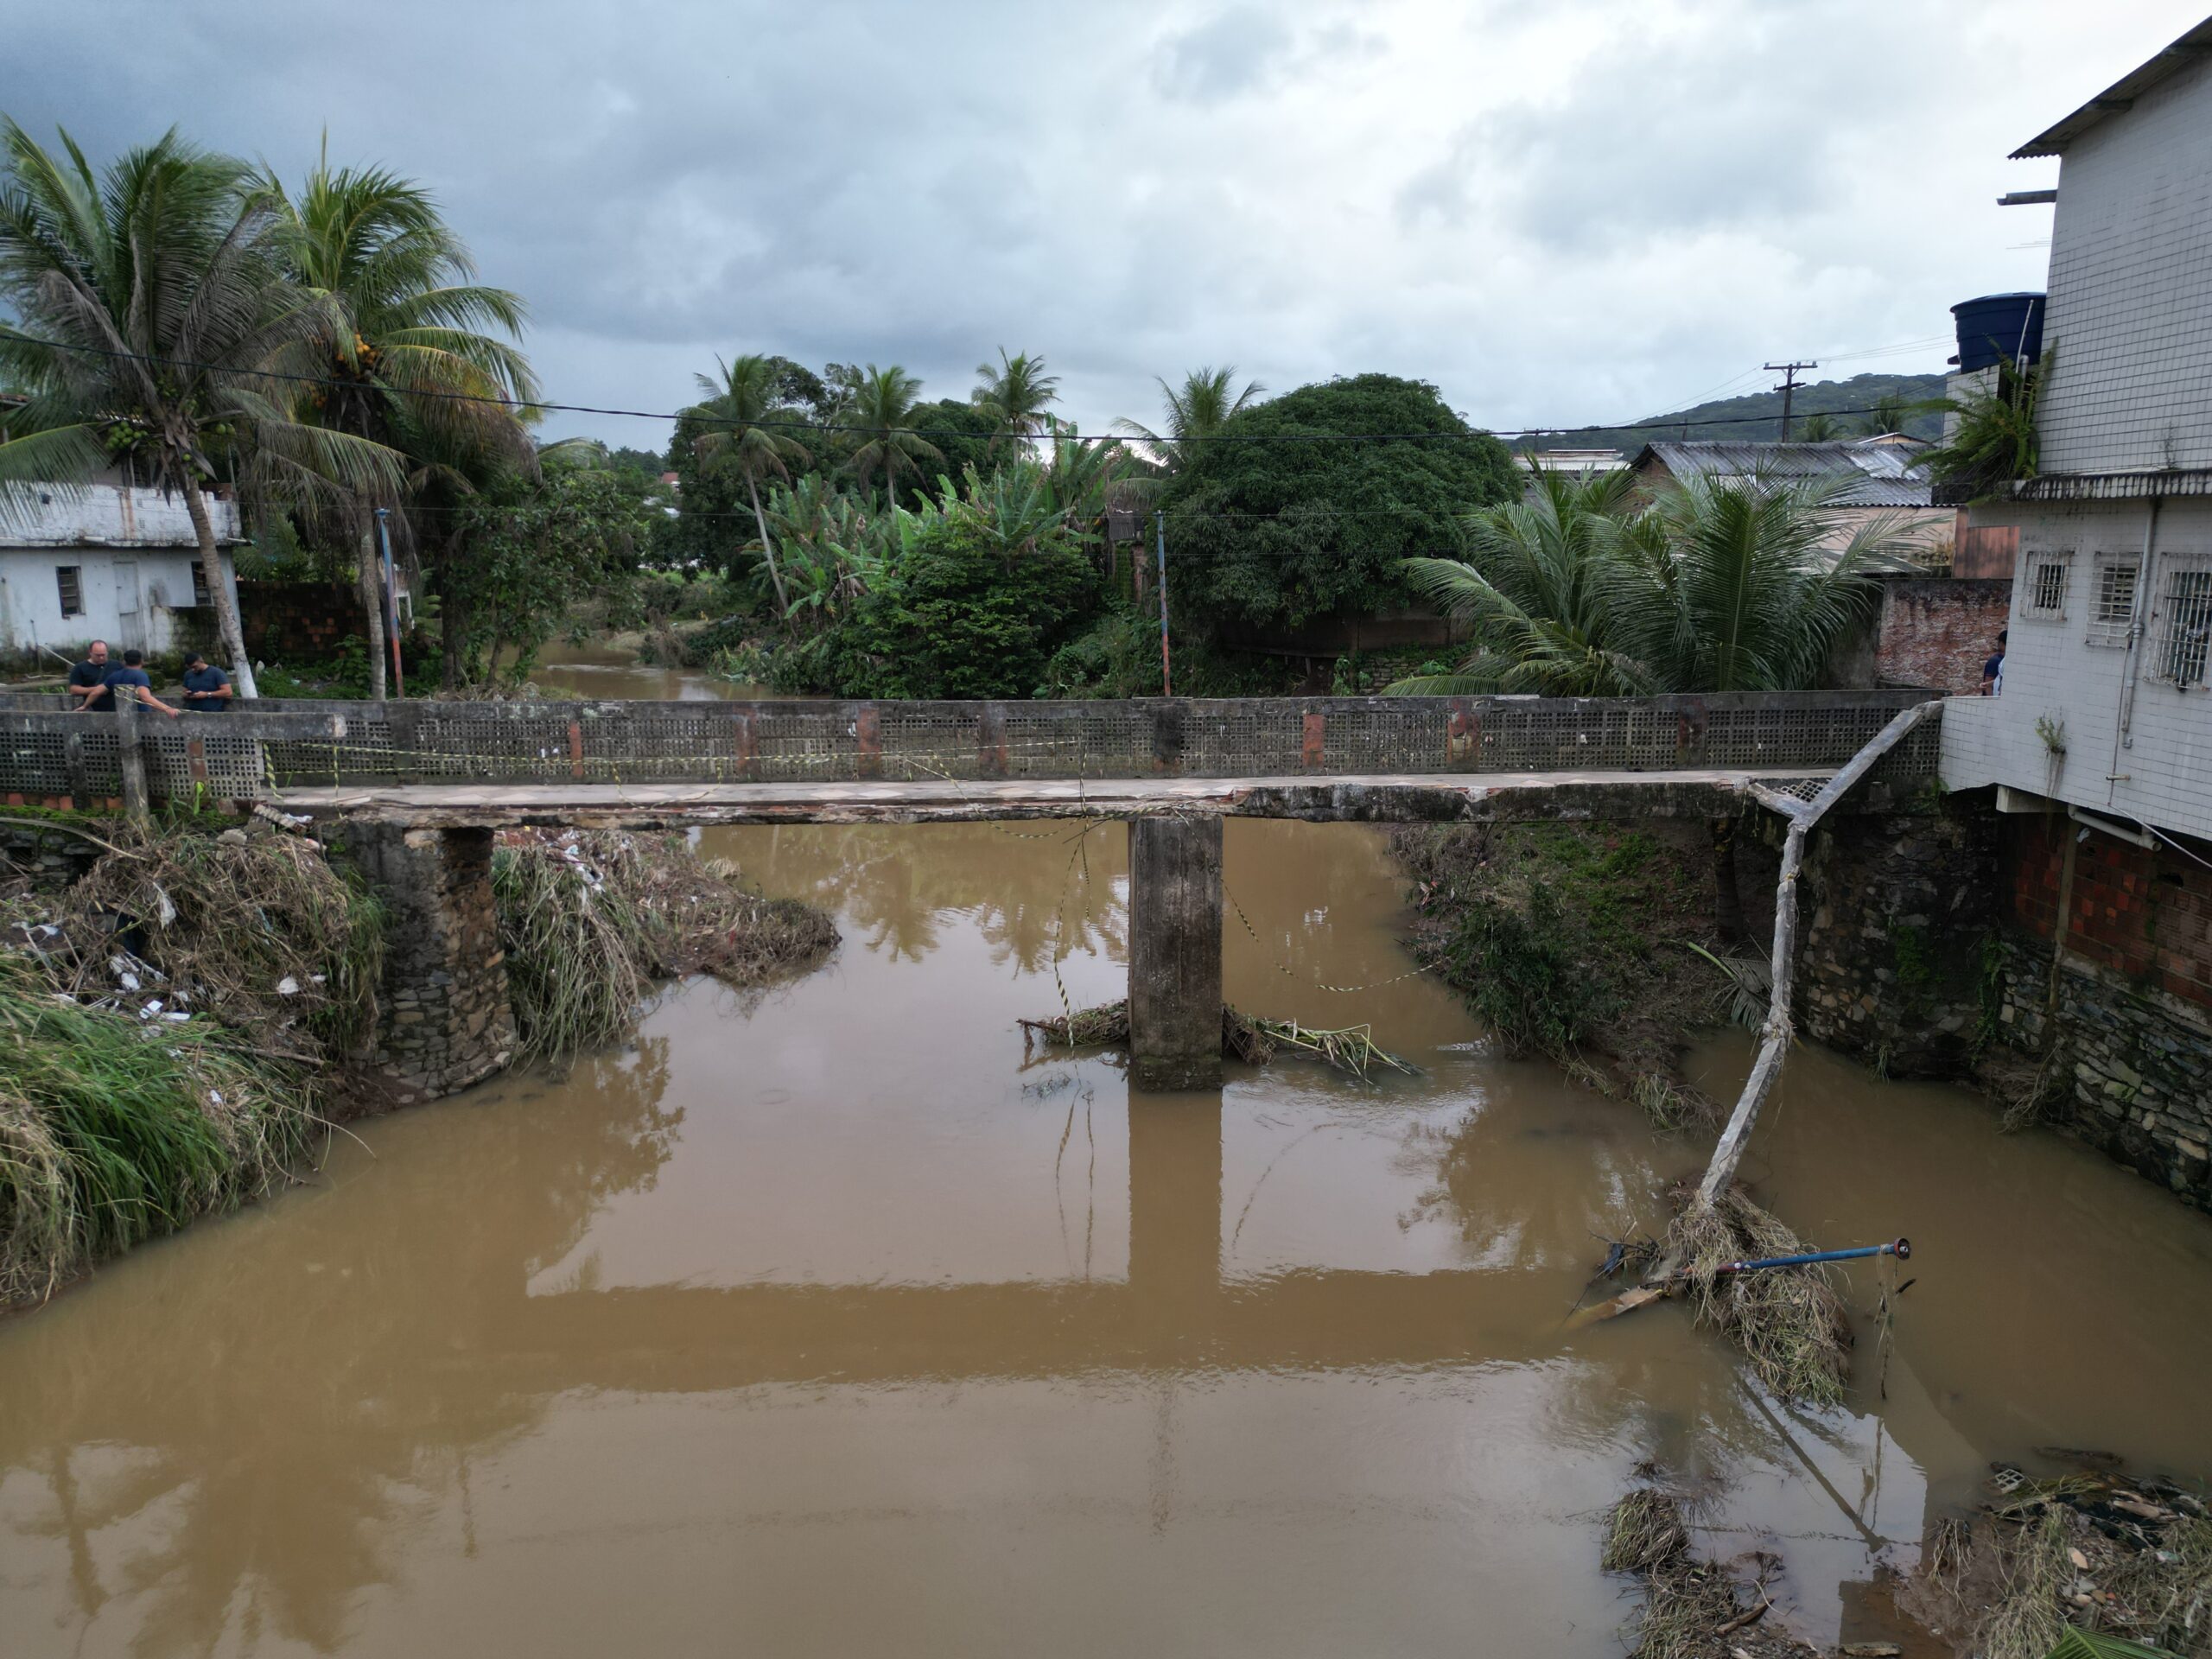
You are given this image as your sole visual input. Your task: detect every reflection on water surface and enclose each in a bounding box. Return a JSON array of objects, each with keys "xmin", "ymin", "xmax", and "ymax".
[{"xmin": 3, "ymin": 818, "xmax": 2209, "ymax": 1657}]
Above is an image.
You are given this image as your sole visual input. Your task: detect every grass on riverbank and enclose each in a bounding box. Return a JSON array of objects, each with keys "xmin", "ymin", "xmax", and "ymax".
[
  {"xmin": 492, "ymin": 830, "xmax": 838, "ymax": 1065},
  {"xmin": 0, "ymin": 820, "xmax": 380, "ymax": 1304},
  {"xmin": 1391, "ymin": 820, "xmax": 1761, "ymax": 1120}
]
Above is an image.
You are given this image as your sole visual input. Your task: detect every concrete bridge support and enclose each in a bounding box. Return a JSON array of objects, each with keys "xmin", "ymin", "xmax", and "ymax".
[
  {"xmin": 1128, "ymin": 815, "xmax": 1224, "ymax": 1092},
  {"xmin": 338, "ymin": 822, "xmax": 516, "ymax": 1104}
]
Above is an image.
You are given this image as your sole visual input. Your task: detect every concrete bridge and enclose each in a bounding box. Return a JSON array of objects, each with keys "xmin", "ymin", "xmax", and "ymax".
[{"xmin": 0, "ymin": 690, "xmax": 1942, "ymax": 1095}]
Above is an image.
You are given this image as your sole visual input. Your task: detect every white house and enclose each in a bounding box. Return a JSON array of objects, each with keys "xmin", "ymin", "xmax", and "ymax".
[
  {"xmin": 0, "ymin": 480, "xmax": 244, "ymax": 667},
  {"xmin": 1942, "ymin": 16, "xmax": 2212, "ymax": 846}
]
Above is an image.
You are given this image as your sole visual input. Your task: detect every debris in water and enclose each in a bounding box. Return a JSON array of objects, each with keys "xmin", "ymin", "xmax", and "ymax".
[{"xmin": 1018, "ymin": 1000, "xmax": 1415, "ymax": 1079}]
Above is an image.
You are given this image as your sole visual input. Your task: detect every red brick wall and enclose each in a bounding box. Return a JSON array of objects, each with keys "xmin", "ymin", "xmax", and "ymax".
[
  {"xmin": 236, "ymin": 581, "xmax": 368, "ymax": 659},
  {"xmin": 1872, "ymin": 577, "xmax": 2012, "ymax": 695},
  {"xmin": 2003, "ymin": 814, "xmax": 2212, "ymax": 1009}
]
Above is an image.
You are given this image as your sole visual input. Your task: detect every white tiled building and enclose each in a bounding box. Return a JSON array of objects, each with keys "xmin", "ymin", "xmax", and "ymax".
[
  {"xmin": 1942, "ymin": 17, "xmax": 2212, "ymax": 843},
  {"xmin": 0, "ymin": 481, "xmax": 244, "ymax": 666}
]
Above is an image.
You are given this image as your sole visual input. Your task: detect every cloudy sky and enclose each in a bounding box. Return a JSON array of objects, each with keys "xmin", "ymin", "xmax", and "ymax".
[{"xmin": 3, "ymin": 0, "xmax": 2197, "ymax": 449}]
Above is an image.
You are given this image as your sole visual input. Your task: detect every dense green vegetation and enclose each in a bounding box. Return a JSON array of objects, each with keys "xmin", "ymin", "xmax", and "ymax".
[{"xmin": 1158, "ymin": 374, "xmax": 1519, "ymax": 638}]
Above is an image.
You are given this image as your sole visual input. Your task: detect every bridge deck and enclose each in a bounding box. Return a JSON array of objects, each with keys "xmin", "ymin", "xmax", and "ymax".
[{"xmin": 280, "ymin": 766, "xmax": 1834, "ymax": 826}]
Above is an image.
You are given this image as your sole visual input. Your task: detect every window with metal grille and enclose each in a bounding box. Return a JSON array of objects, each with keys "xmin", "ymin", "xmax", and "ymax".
[
  {"xmin": 2023, "ymin": 552, "xmax": 2070, "ymax": 619},
  {"xmin": 54, "ymin": 565, "xmax": 83, "ymax": 618},
  {"xmin": 189, "ymin": 562, "xmax": 210, "ymax": 607},
  {"xmin": 2152, "ymin": 562, "xmax": 2212, "ymax": 688},
  {"xmin": 2088, "ymin": 556, "xmax": 2138, "ymax": 646}
]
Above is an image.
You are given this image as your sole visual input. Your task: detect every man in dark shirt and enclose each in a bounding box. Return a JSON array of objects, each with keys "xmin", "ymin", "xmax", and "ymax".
[
  {"xmin": 181, "ymin": 652, "xmax": 233, "ymax": 712},
  {"xmin": 1981, "ymin": 628, "xmax": 2007, "ymax": 696},
  {"xmin": 67, "ymin": 639, "xmax": 110, "ymax": 709},
  {"xmin": 99, "ymin": 649, "xmax": 181, "ymax": 718}
]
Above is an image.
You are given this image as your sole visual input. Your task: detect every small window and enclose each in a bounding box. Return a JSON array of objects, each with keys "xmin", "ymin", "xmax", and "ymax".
[
  {"xmin": 54, "ymin": 565, "xmax": 83, "ymax": 618},
  {"xmin": 2023, "ymin": 551, "xmax": 2071, "ymax": 619},
  {"xmin": 2088, "ymin": 556, "xmax": 2139, "ymax": 647},
  {"xmin": 2152, "ymin": 560, "xmax": 2212, "ymax": 688},
  {"xmin": 189, "ymin": 563, "xmax": 210, "ymax": 607}
]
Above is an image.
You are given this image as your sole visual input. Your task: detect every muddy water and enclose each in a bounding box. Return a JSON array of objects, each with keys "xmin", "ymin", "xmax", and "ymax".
[
  {"xmin": 522, "ymin": 641, "xmax": 763, "ymax": 702},
  {"xmin": 4, "ymin": 819, "xmax": 2212, "ymax": 1657}
]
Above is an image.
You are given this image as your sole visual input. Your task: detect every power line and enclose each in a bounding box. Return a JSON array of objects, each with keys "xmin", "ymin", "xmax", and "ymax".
[{"xmin": 3, "ymin": 334, "xmax": 1922, "ymax": 448}]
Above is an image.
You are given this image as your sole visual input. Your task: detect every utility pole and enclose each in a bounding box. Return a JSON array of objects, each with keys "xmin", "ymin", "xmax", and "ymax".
[{"xmin": 1764, "ymin": 361, "xmax": 1817, "ymax": 442}]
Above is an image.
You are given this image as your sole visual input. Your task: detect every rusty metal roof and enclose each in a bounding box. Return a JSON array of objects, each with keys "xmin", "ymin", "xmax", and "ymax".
[
  {"xmin": 2012, "ymin": 16, "xmax": 2212, "ymax": 158},
  {"xmin": 1629, "ymin": 439, "xmax": 1935, "ymax": 507}
]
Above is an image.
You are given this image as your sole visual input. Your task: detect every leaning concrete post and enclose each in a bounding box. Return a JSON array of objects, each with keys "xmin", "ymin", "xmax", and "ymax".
[
  {"xmin": 114, "ymin": 697, "xmax": 149, "ymax": 820},
  {"xmin": 1128, "ymin": 814, "xmax": 1224, "ymax": 1091}
]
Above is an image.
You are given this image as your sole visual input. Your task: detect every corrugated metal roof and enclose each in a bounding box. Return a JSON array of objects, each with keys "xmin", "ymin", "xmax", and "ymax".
[
  {"xmin": 1629, "ymin": 440, "xmax": 1935, "ymax": 507},
  {"xmin": 2011, "ymin": 16, "xmax": 2212, "ymax": 158}
]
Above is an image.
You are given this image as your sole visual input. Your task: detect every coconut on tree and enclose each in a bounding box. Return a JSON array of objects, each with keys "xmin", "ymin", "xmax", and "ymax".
[
  {"xmin": 0, "ymin": 124, "xmax": 403, "ymax": 698},
  {"xmin": 265, "ymin": 150, "xmax": 538, "ymax": 698}
]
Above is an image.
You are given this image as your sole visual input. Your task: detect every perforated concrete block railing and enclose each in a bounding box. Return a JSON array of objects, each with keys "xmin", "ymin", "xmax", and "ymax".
[{"xmin": 0, "ymin": 690, "xmax": 1942, "ymax": 806}]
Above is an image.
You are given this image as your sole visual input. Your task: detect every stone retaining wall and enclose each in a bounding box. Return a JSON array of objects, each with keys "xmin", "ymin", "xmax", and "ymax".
[
  {"xmin": 1790, "ymin": 797, "xmax": 2212, "ymax": 1212},
  {"xmin": 335, "ymin": 822, "xmax": 514, "ymax": 1103}
]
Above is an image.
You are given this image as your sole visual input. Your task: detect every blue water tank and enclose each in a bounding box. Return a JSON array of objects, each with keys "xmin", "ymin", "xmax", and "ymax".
[{"xmin": 1951, "ymin": 293, "xmax": 2046, "ymax": 372}]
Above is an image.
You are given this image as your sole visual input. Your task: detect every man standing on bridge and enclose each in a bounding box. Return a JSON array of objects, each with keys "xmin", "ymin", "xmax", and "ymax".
[{"xmin": 67, "ymin": 639, "xmax": 110, "ymax": 709}]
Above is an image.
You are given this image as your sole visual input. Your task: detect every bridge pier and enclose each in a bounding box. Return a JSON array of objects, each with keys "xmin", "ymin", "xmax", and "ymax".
[
  {"xmin": 338, "ymin": 822, "xmax": 516, "ymax": 1103},
  {"xmin": 1127, "ymin": 815, "xmax": 1224, "ymax": 1092}
]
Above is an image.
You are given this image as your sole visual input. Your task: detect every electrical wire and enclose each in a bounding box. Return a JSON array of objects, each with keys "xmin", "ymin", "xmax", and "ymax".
[{"xmin": 0, "ymin": 333, "xmax": 1937, "ymax": 447}]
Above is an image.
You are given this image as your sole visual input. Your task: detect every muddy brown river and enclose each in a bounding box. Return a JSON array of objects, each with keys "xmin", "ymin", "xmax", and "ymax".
[{"xmin": 4, "ymin": 659, "xmax": 2211, "ymax": 1656}]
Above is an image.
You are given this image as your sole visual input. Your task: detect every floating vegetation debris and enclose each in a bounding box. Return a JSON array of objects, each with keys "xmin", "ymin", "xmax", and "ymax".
[
  {"xmin": 1665, "ymin": 1185, "xmax": 1853, "ymax": 1408},
  {"xmin": 493, "ymin": 829, "xmax": 838, "ymax": 1065},
  {"xmin": 1018, "ymin": 1000, "xmax": 1415, "ymax": 1079},
  {"xmin": 1599, "ymin": 1484, "xmax": 1779, "ymax": 1659}
]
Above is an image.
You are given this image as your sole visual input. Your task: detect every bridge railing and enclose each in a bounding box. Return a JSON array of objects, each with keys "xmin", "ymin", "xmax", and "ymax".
[{"xmin": 0, "ymin": 690, "xmax": 1941, "ymax": 806}]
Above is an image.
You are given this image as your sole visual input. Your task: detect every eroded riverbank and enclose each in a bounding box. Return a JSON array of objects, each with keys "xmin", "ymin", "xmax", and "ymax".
[{"xmin": 3, "ymin": 814, "xmax": 2209, "ymax": 1656}]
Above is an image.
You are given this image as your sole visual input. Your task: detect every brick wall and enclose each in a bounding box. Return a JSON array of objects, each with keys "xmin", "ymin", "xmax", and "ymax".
[
  {"xmin": 2002, "ymin": 813, "xmax": 2212, "ymax": 1010},
  {"xmin": 1872, "ymin": 577, "xmax": 2012, "ymax": 695},
  {"xmin": 234, "ymin": 581, "xmax": 367, "ymax": 660}
]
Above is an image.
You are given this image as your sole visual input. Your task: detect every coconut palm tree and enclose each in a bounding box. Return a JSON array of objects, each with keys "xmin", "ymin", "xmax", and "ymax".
[
  {"xmin": 683, "ymin": 353, "xmax": 811, "ymax": 614},
  {"xmin": 1115, "ymin": 365, "xmax": 1266, "ymax": 469},
  {"xmin": 1791, "ymin": 410, "xmax": 1841, "ymax": 442},
  {"xmin": 971, "ymin": 347, "xmax": 1058, "ymax": 450},
  {"xmin": 1392, "ymin": 467, "xmax": 1653, "ymax": 696},
  {"xmin": 1853, "ymin": 391, "xmax": 1912, "ymax": 437},
  {"xmin": 845, "ymin": 365, "xmax": 943, "ymax": 519},
  {"xmin": 266, "ymin": 152, "xmax": 537, "ymax": 697},
  {"xmin": 1393, "ymin": 468, "xmax": 1890, "ymax": 939},
  {"xmin": 0, "ymin": 124, "xmax": 399, "ymax": 697}
]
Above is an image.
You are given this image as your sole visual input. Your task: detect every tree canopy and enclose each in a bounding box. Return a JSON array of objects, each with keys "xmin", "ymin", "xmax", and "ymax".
[{"xmin": 1158, "ymin": 372, "xmax": 1518, "ymax": 635}]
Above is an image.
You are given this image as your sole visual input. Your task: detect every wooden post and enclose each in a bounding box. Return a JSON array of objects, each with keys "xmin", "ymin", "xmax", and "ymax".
[
  {"xmin": 115, "ymin": 697, "xmax": 149, "ymax": 821},
  {"xmin": 567, "ymin": 720, "xmax": 586, "ymax": 782},
  {"xmin": 1691, "ymin": 701, "xmax": 1942, "ymax": 1208}
]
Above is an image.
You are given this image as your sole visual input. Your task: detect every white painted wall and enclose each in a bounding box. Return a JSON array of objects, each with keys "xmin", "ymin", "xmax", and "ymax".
[
  {"xmin": 1941, "ymin": 496, "xmax": 2212, "ymax": 838},
  {"xmin": 0, "ymin": 547, "xmax": 241, "ymax": 660},
  {"xmin": 0, "ymin": 482, "xmax": 241, "ymax": 550},
  {"xmin": 2037, "ymin": 52, "xmax": 2212, "ymax": 474}
]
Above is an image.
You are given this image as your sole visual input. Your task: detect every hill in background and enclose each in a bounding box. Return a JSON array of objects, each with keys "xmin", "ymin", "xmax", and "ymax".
[{"xmin": 1523, "ymin": 371, "xmax": 1945, "ymax": 454}]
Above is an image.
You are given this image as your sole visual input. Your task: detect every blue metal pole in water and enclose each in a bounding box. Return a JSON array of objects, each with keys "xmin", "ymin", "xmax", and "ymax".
[{"xmin": 1716, "ymin": 1238, "xmax": 1910, "ymax": 1276}]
